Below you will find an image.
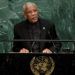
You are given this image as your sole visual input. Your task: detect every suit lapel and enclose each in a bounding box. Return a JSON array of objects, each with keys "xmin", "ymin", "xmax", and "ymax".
[
  {"xmin": 39, "ymin": 20, "xmax": 47, "ymax": 50},
  {"xmin": 26, "ymin": 22, "xmax": 32, "ymax": 39},
  {"xmin": 26, "ymin": 23, "xmax": 33, "ymax": 51},
  {"xmin": 40, "ymin": 22, "xmax": 46, "ymax": 39}
]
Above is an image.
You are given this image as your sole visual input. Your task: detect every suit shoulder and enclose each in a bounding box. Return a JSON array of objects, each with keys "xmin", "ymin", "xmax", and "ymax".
[{"xmin": 14, "ymin": 20, "xmax": 27, "ymax": 29}]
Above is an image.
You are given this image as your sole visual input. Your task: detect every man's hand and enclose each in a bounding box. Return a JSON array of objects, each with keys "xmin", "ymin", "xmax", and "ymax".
[
  {"xmin": 42, "ymin": 48, "xmax": 52, "ymax": 53},
  {"xmin": 19, "ymin": 48, "xmax": 29, "ymax": 53}
]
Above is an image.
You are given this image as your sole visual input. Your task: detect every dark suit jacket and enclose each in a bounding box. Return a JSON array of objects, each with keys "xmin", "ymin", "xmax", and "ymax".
[{"xmin": 12, "ymin": 18, "xmax": 61, "ymax": 53}]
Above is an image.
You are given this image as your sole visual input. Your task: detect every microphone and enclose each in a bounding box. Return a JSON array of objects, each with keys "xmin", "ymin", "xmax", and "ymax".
[
  {"xmin": 31, "ymin": 41, "xmax": 40, "ymax": 52},
  {"xmin": 42, "ymin": 26, "xmax": 56, "ymax": 53},
  {"xmin": 31, "ymin": 41, "xmax": 35, "ymax": 52},
  {"xmin": 48, "ymin": 31, "xmax": 56, "ymax": 53}
]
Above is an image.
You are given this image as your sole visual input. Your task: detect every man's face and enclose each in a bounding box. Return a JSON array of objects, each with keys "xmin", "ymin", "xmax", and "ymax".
[{"xmin": 24, "ymin": 5, "xmax": 38, "ymax": 23}]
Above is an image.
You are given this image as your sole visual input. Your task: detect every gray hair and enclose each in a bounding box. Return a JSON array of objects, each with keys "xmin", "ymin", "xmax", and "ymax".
[{"xmin": 23, "ymin": 2, "xmax": 38, "ymax": 12}]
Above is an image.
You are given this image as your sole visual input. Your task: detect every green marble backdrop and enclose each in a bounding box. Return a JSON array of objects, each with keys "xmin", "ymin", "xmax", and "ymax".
[{"xmin": 0, "ymin": 0, "xmax": 75, "ymax": 53}]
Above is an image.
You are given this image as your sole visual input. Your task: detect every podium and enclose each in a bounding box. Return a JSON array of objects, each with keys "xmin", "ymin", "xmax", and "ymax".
[{"xmin": 0, "ymin": 53, "xmax": 73, "ymax": 75}]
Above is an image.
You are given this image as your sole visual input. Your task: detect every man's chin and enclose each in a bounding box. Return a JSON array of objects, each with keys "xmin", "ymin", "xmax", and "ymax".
[{"xmin": 32, "ymin": 19, "xmax": 38, "ymax": 23}]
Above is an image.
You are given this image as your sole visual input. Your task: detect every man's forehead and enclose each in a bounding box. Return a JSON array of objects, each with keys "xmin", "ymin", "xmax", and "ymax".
[{"xmin": 26, "ymin": 4, "xmax": 37, "ymax": 9}]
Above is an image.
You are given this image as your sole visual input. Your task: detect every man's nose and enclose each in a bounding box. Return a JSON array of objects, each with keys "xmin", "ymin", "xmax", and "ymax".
[{"xmin": 31, "ymin": 12, "xmax": 36, "ymax": 15}]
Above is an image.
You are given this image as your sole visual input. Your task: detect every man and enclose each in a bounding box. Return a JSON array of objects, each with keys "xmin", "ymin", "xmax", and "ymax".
[{"xmin": 12, "ymin": 2, "xmax": 61, "ymax": 53}]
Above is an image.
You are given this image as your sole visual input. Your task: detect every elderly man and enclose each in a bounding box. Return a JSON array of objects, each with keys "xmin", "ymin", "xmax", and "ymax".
[{"xmin": 12, "ymin": 2, "xmax": 61, "ymax": 53}]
